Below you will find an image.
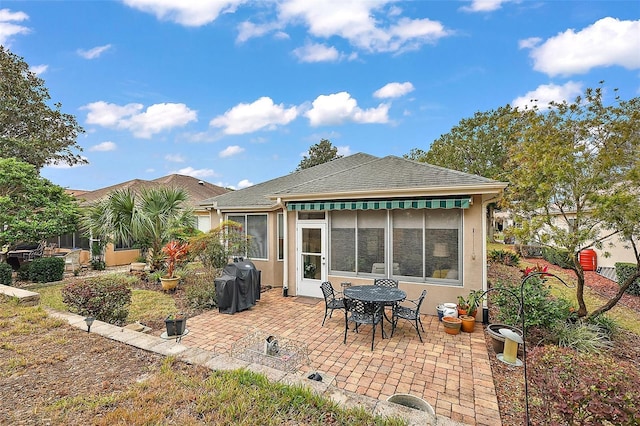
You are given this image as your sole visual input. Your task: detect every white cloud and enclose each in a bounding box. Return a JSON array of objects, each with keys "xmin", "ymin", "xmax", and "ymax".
[
  {"xmin": 511, "ymin": 81, "xmax": 583, "ymax": 110},
  {"xmin": 122, "ymin": 0, "xmax": 248, "ymax": 27},
  {"xmin": 236, "ymin": 179, "xmax": 253, "ymax": 189},
  {"xmin": 89, "ymin": 141, "xmax": 117, "ymax": 152},
  {"xmin": 210, "ymin": 97, "xmax": 298, "ymax": 135},
  {"xmin": 460, "ymin": 0, "xmax": 511, "ymax": 13},
  {"xmin": 374, "ymin": 82, "xmax": 414, "ymax": 98},
  {"xmin": 0, "ymin": 8, "xmax": 30, "ymax": 45},
  {"xmin": 523, "ymin": 17, "xmax": 640, "ymax": 77},
  {"xmin": 165, "ymin": 153, "xmax": 185, "ymax": 162},
  {"xmin": 276, "ymin": 1, "xmax": 451, "ymax": 53},
  {"xmin": 30, "ymin": 64, "xmax": 48, "ymax": 76},
  {"xmin": 337, "ymin": 145, "xmax": 351, "ymax": 156},
  {"xmin": 237, "ymin": 21, "xmax": 282, "ymax": 43},
  {"xmin": 83, "ymin": 101, "xmax": 197, "ymax": 138},
  {"xmin": 45, "ymin": 156, "xmax": 89, "ymax": 169},
  {"xmin": 219, "ymin": 145, "xmax": 245, "ymax": 158},
  {"xmin": 171, "ymin": 166, "xmax": 218, "ymax": 178},
  {"xmin": 77, "ymin": 44, "xmax": 112, "ymax": 59},
  {"xmin": 293, "ymin": 42, "xmax": 341, "ymax": 63},
  {"xmin": 305, "ymin": 92, "xmax": 389, "ymax": 126}
]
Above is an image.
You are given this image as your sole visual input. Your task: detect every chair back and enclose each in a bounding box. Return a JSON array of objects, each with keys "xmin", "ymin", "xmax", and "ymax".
[
  {"xmin": 345, "ymin": 297, "xmax": 379, "ymax": 318},
  {"xmin": 320, "ymin": 281, "xmax": 335, "ymax": 301},
  {"xmin": 373, "ymin": 278, "xmax": 399, "ymax": 288},
  {"xmin": 415, "ymin": 290, "xmax": 428, "ymax": 312}
]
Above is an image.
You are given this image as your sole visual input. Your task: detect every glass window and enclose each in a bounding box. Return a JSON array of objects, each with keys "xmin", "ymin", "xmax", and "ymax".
[
  {"xmin": 393, "ymin": 210, "xmax": 423, "ymax": 278},
  {"xmin": 227, "ymin": 214, "xmax": 268, "ymax": 260},
  {"xmin": 330, "ymin": 211, "xmax": 356, "ymax": 272},
  {"xmin": 329, "ymin": 207, "xmax": 462, "ymax": 284},
  {"xmin": 247, "ymin": 215, "xmax": 267, "ymax": 259},
  {"xmin": 426, "ymin": 210, "xmax": 461, "ymax": 281},
  {"xmin": 277, "ymin": 213, "xmax": 284, "ymax": 261},
  {"xmin": 357, "ymin": 211, "xmax": 386, "ymax": 274},
  {"xmin": 196, "ymin": 215, "xmax": 211, "ymax": 232}
]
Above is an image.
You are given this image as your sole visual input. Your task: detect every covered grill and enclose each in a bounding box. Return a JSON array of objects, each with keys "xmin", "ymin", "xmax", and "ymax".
[{"xmin": 215, "ymin": 259, "xmax": 261, "ymax": 314}]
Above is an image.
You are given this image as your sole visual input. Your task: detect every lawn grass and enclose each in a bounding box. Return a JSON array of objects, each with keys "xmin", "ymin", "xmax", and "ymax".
[
  {"xmin": 30, "ymin": 275, "xmax": 178, "ymax": 325},
  {"xmin": 0, "ymin": 299, "xmax": 406, "ymax": 425}
]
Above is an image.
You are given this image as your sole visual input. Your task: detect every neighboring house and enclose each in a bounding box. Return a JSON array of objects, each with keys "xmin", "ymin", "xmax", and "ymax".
[
  {"xmin": 545, "ymin": 211, "xmax": 636, "ymax": 273},
  {"xmin": 199, "ymin": 153, "xmax": 507, "ymax": 315},
  {"xmin": 52, "ymin": 175, "xmax": 228, "ymax": 266}
]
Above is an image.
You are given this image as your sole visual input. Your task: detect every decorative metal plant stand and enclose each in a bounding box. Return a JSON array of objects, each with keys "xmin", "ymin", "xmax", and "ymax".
[{"xmin": 230, "ymin": 329, "xmax": 310, "ymax": 373}]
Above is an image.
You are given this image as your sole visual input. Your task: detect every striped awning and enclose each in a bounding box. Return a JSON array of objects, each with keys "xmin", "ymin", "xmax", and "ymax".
[{"xmin": 287, "ymin": 197, "xmax": 471, "ymax": 211}]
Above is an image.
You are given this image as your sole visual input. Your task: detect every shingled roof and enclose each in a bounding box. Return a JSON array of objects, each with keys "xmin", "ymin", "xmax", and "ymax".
[
  {"xmin": 201, "ymin": 153, "xmax": 506, "ymax": 211},
  {"xmin": 75, "ymin": 174, "xmax": 228, "ymax": 209}
]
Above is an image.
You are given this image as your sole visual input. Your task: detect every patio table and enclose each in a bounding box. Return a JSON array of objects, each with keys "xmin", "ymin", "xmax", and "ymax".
[{"xmin": 344, "ymin": 285, "xmax": 406, "ymax": 338}]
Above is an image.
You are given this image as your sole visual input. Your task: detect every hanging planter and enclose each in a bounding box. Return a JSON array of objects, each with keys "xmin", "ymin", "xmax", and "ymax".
[{"xmin": 442, "ymin": 316, "xmax": 462, "ymax": 335}]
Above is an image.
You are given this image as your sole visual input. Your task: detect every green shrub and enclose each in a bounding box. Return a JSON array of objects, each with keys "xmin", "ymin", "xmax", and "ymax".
[
  {"xmin": 553, "ymin": 320, "xmax": 612, "ymax": 354},
  {"xmin": 488, "ymin": 249, "xmax": 520, "ymax": 266},
  {"xmin": 586, "ymin": 314, "xmax": 619, "ymax": 338},
  {"xmin": 61, "ymin": 275, "xmax": 132, "ymax": 325},
  {"xmin": 90, "ymin": 259, "xmax": 106, "ymax": 271},
  {"xmin": 528, "ymin": 345, "xmax": 639, "ymax": 425},
  {"xmin": 615, "ymin": 262, "xmax": 640, "ymax": 296},
  {"xmin": 182, "ymin": 269, "xmax": 217, "ymax": 310},
  {"xmin": 17, "ymin": 263, "xmax": 31, "ymax": 281},
  {"xmin": 542, "ymin": 247, "xmax": 574, "ymax": 268},
  {"xmin": 28, "ymin": 257, "xmax": 64, "ymax": 283},
  {"xmin": 490, "ymin": 275, "xmax": 571, "ymax": 331},
  {"xmin": 0, "ymin": 262, "xmax": 12, "ymax": 286}
]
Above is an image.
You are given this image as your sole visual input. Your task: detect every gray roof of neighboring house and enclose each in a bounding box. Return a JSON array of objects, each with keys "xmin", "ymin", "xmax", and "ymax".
[
  {"xmin": 75, "ymin": 174, "xmax": 229, "ymax": 209},
  {"xmin": 200, "ymin": 153, "xmax": 506, "ymax": 210}
]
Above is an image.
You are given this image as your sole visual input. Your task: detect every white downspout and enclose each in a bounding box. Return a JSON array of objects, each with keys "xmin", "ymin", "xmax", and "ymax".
[
  {"xmin": 481, "ymin": 194, "xmax": 500, "ymax": 324},
  {"xmin": 277, "ymin": 198, "xmax": 289, "ymax": 296}
]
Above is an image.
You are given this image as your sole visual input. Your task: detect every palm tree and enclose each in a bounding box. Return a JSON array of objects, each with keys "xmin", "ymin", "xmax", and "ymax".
[{"xmin": 81, "ymin": 187, "xmax": 195, "ymax": 270}]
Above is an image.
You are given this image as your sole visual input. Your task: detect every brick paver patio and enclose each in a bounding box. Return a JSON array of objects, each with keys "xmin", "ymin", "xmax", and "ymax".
[{"xmin": 181, "ymin": 289, "xmax": 502, "ymax": 426}]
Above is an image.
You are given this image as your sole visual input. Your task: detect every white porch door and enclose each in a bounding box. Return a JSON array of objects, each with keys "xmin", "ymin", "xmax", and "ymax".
[{"xmin": 296, "ymin": 221, "xmax": 326, "ymax": 298}]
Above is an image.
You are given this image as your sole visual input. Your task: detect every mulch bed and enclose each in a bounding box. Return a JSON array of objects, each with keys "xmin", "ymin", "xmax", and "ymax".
[{"xmin": 487, "ymin": 257, "xmax": 640, "ymax": 425}]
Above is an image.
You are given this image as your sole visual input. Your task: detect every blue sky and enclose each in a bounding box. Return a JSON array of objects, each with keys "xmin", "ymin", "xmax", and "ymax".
[{"xmin": 2, "ymin": 1, "xmax": 639, "ymax": 191}]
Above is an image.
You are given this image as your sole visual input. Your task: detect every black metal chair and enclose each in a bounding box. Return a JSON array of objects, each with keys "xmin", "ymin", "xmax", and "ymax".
[
  {"xmin": 320, "ymin": 281, "xmax": 345, "ymax": 326},
  {"xmin": 343, "ymin": 297, "xmax": 384, "ymax": 350},
  {"xmin": 392, "ymin": 289, "xmax": 427, "ymax": 342},
  {"xmin": 373, "ymin": 278, "xmax": 399, "ymax": 288}
]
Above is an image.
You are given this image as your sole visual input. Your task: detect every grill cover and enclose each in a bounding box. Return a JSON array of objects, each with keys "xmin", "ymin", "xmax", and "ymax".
[{"xmin": 215, "ymin": 260, "xmax": 261, "ymax": 314}]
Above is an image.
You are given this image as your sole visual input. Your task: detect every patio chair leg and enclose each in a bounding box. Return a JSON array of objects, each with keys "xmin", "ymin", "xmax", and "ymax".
[
  {"xmin": 322, "ymin": 308, "xmax": 328, "ymax": 326},
  {"xmin": 371, "ymin": 323, "xmax": 376, "ymax": 351}
]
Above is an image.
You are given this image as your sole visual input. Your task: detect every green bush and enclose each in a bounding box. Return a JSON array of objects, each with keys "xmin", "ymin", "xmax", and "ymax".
[
  {"xmin": 488, "ymin": 249, "xmax": 520, "ymax": 266},
  {"xmin": 90, "ymin": 259, "xmax": 106, "ymax": 271},
  {"xmin": 28, "ymin": 257, "xmax": 64, "ymax": 283},
  {"xmin": 182, "ymin": 269, "xmax": 217, "ymax": 310},
  {"xmin": 490, "ymin": 275, "xmax": 572, "ymax": 331},
  {"xmin": 528, "ymin": 345, "xmax": 639, "ymax": 425},
  {"xmin": 615, "ymin": 262, "xmax": 640, "ymax": 296},
  {"xmin": 553, "ymin": 320, "xmax": 612, "ymax": 354},
  {"xmin": 542, "ymin": 247, "xmax": 574, "ymax": 268},
  {"xmin": 17, "ymin": 263, "xmax": 31, "ymax": 281},
  {"xmin": 0, "ymin": 262, "xmax": 12, "ymax": 286},
  {"xmin": 61, "ymin": 275, "xmax": 132, "ymax": 325}
]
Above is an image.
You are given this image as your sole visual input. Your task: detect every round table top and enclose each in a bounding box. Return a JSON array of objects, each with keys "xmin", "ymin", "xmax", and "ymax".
[{"xmin": 344, "ymin": 285, "xmax": 406, "ymax": 303}]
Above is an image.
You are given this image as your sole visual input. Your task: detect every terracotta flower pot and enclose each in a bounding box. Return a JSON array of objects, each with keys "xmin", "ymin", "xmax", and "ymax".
[
  {"xmin": 442, "ymin": 316, "xmax": 462, "ymax": 335},
  {"xmin": 460, "ymin": 315, "xmax": 476, "ymax": 333}
]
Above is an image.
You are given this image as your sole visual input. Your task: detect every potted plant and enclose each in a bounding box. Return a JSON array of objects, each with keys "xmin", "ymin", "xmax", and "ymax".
[
  {"xmin": 130, "ymin": 255, "xmax": 147, "ymax": 272},
  {"xmin": 457, "ymin": 289, "xmax": 484, "ymax": 317},
  {"xmin": 159, "ymin": 240, "xmax": 189, "ymax": 291},
  {"xmin": 165, "ymin": 313, "xmax": 187, "ymax": 337},
  {"xmin": 442, "ymin": 316, "xmax": 462, "ymax": 335}
]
